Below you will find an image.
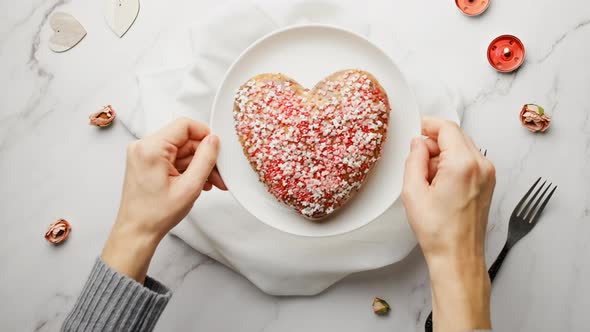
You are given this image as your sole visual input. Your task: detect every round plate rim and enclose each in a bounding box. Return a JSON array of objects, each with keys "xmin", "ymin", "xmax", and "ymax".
[{"xmin": 210, "ymin": 23, "xmax": 420, "ymax": 238}]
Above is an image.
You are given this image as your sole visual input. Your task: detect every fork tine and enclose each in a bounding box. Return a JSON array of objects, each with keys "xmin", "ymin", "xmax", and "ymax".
[
  {"xmin": 523, "ymin": 182, "xmax": 550, "ymax": 220},
  {"xmin": 528, "ymin": 185, "xmax": 557, "ymax": 224},
  {"xmin": 519, "ymin": 180, "xmax": 547, "ymax": 217},
  {"xmin": 512, "ymin": 177, "xmax": 542, "ymax": 217},
  {"xmin": 479, "ymin": 148, "xmax": 488, "ymax": 157}
]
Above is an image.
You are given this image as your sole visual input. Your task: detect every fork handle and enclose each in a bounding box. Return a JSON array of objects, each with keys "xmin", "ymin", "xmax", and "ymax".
[
  {"xmin": 425, "ymin": 312, "xmax": 433, "ymax": 332},
  {"xmin": 488, "ymin": 243, "xmax": 510, "ymax": 283},
  {"xmin": 424, "ymin": 243, "xmax": 511, "ymax": 331}
]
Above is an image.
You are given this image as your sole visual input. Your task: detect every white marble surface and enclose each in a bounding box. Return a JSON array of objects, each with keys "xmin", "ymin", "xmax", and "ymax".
[{"xmin": 1, "ymin": 0, "xmax": 589, "ymax": 331}]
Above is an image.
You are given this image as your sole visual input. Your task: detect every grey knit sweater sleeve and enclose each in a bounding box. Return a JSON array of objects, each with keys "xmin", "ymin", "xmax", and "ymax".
[{"xmin": 61, "ymin": 258, "xmax": 171, "ymax": 332}]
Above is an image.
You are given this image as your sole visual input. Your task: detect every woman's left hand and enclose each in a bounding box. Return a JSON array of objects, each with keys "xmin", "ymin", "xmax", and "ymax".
[{"xmin": 102, "ymin": 118, "xmax": 226, "ymax": 283}]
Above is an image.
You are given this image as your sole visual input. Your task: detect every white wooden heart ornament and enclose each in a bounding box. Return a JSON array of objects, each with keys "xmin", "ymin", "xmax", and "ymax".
[
  {"xmin": 105, "ymin": 0, "xmax": 140, "ymax": 38},
  {"xmin": 49, "ymin": 12, "xmax": 87, "ymax": 53}
]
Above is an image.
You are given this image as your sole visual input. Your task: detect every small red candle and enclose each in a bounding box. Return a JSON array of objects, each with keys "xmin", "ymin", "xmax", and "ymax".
[
  {"xmin": 455, "ymin": 0, "xmax": 490, "ymax": 16},
  {"xmin": 487, "ymin": 35, "xmax": 526, "ymax": 73}
]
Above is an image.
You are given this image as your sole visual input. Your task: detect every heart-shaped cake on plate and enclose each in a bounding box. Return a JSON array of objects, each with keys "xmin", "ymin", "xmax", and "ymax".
[{"xmin": 233, "ymin": 69, "xmax": 390, "ymax": 220}]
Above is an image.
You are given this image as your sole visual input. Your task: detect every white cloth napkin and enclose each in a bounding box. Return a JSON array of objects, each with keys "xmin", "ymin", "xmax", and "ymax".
[{"xmin": 114, "ymin": 0, "xmax": 462, "ymax": 295}]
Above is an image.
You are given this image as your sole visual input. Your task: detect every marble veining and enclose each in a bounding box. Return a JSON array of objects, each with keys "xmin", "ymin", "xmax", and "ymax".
[
  {"xmin": 533, "ymin": 18, "xmax": 590, "ymax": 64},
  {"xmin": 1, "ymin": 0, "xmax": 590, "ymax": 331}
]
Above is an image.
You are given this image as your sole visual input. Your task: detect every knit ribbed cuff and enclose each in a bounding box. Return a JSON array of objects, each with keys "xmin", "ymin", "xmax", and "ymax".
[{"xmin": 62, "ymin": 258, "xmax": 171, "ymax": 332}]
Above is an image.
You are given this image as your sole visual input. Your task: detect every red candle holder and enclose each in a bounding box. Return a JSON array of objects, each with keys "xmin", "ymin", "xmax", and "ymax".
[
  {"xmin": 487, "ymin": 35, "xmax": 526, "ymax": 73},
  {"xmin": 455, "ymin": 0, "xmax": 490, "ymax": 16}
]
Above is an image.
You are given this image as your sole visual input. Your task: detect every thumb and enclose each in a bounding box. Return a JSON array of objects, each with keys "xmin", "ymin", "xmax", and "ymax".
[
  {"xmin": 177, "ymin": 134, "xmax": 220, "ymax": 199},
  {"xmin": 402, "ymin": 137, "xmax": 430, "ymax": 202}
]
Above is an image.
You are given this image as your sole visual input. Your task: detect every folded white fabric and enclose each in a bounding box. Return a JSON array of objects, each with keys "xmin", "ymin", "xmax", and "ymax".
[{"xmin": 116, "ymin": 0, "xmax": 461, "ymax": 295}]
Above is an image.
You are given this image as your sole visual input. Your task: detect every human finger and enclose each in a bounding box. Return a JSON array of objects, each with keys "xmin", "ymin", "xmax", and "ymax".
[
  {"xmin": 174, "ymin": 156, "xmax": 193, "ymax": 173},
  {"xmin": 421, "ymin": 116, "xmax": 469, "ymax": 153},
  {"xmin": 150, "ymin": 118, "xmax": 210, "ymax": 148},
  {"xmin": 402, "ymin": 138, "xmax": 430, "ymax": 201},
  {"xmin": 177, "ymin": 140, "xmax": 200, "ymax": 159},
  {"xmin": 424, "ymin": 137, "xmax": 441, "ymax": 157},
  {"xmin": 207, "ymin": 168, "xmax": 227, "ymax": 191},
  {"xmin": 428, "ymin": 156, "xmax": 440, "ymax": 183},
  {"xmin": 177, "ymin": 134, "xmax": 219, "ymax": 199}
]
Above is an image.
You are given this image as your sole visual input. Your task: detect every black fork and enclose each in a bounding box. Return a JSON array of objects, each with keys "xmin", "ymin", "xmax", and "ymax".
[
  {"xmin": 425, "ymin": 177, "xmax": 557, "ymax": 331},
  {"xmin": 488, "ymin": 177, "xmax": 557, "ymax": 281}
]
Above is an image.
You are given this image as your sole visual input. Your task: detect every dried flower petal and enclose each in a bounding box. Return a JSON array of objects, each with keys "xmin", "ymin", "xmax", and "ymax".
[
  {"xmin": 372, "ymin": 297, "xmax": 391, "ymax": 315},
  {"xmin": 45, "ymin": 219, "xmax": 71, "ymax": 244},
  {"xmin": 520, "ymin": 104, "xmax": 551, "ymax": 133},
  {"xmin": 89, "ymin": 105, "xmax": 116, "ymax": 127}
]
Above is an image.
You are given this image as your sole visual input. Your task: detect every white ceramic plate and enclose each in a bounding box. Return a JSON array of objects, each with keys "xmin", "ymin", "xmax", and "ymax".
[{"xmin": 211, "ymin": 25, "xmax": 420, "ymax": 237}]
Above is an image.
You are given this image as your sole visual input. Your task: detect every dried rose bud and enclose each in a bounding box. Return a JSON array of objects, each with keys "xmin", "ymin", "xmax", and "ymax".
[
  {"xmin": 45, "ymin": 219, "xmax": 71, "ymax": 245},
  {"xmin": 89, "ymin": 105, "xmax": 116, "ymax": 127},
  {"xmin": 372, "ymin": 297, "xmax": 391, "ymax": 315},
  {"xmin": 520, "ymin": 104, "xmax": 551, "ymax": 133}
]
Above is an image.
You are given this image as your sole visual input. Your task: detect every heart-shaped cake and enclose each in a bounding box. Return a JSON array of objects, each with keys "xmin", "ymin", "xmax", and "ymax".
[{"xmin": 234, "ymin": 69, "xmax": 390, "ymax": 220}]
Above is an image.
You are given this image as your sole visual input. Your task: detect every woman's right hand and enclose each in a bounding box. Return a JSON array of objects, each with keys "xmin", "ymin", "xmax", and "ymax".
[
  {"xmin": 402, "ymin": 116, "xmax": 496, "ymax": 332},
  {"xmin": 102, "ymin": 118, "xmax": 226, "ymax": 284}
]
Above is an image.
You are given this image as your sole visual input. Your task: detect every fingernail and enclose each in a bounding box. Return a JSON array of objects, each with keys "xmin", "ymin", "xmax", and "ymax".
[{"xmin": 206, "ymin": 134, "xmax": 219, "ymax": 145}]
